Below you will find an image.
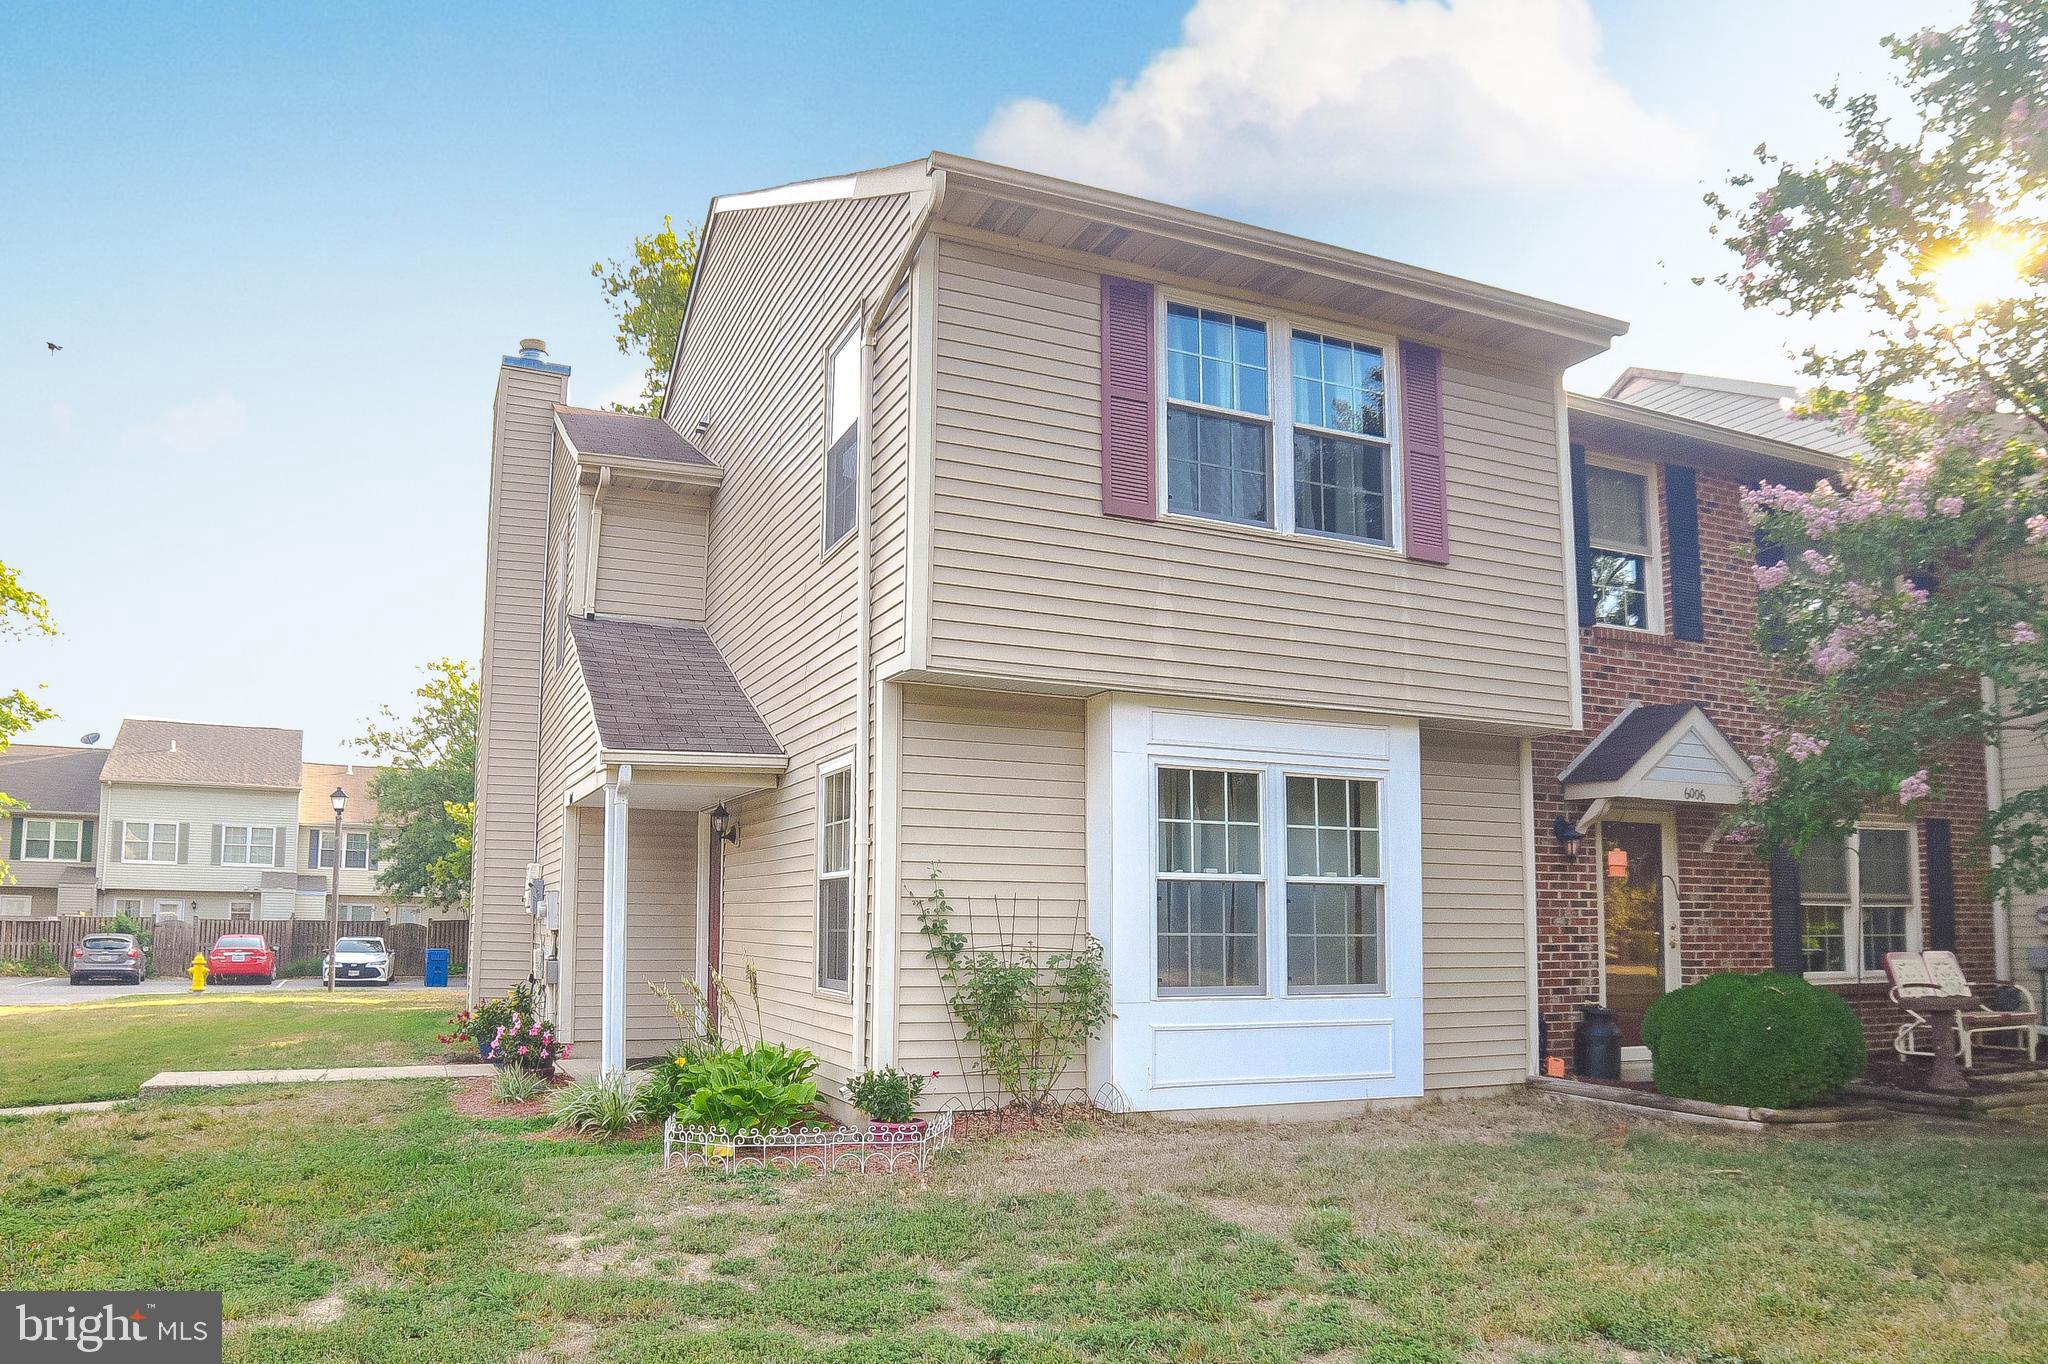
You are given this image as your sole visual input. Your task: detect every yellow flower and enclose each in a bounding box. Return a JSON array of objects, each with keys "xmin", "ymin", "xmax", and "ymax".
[{"xmin": 711, "ymin": 1144, "xmax": 735, "ymax": 1159}]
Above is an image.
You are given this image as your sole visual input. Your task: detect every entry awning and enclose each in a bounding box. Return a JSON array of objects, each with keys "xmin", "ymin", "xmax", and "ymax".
[{"xmin": 1558, "ymin": 703, "xmax": 1752, "ymax": 806}]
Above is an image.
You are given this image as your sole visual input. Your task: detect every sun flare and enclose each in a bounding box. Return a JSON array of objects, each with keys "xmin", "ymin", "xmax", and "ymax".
[{"xmin": 1928, "ymin": 230, "xmax": 2035, "ymax": 314}]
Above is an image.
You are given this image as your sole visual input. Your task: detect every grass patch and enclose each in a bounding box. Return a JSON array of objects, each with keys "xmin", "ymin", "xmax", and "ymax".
[
  {"xmin": 0, "ymin": 990, "xmax": 458, "ymax": 1105},
  {"xmin": 1, "ymin": 1085, "xmax": 2044, "ymax": 1362}
]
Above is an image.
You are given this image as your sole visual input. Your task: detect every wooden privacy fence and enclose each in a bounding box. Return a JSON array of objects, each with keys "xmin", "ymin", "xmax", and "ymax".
[{"xmin": 0, "ymin": 915, "xmax": 468, "ymax": 979}]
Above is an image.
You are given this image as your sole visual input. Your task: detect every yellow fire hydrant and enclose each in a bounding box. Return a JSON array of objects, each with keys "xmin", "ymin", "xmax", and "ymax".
[{"xmin": 188, "ymin": 951, "xmax": 208, "ymax": 993}]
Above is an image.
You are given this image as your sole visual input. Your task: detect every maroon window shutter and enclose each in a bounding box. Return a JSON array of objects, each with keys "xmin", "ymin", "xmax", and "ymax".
[
  {"xmin": 1398, "ymin": 339, "xmax": 1449, "ymax": 564},
  {"xmin": 1099, "ymin": 276, "xmax": 1157, "ymax": 520}
]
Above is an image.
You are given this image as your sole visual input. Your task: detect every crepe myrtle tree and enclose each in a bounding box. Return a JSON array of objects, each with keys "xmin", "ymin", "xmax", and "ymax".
[
  {"xmin": 1706, "ymin": 2, "xmax": 2048, "ymax": 898},
  {"xmin": 0, "ymin": 559, "xmax": 56, "ymax": 881}
]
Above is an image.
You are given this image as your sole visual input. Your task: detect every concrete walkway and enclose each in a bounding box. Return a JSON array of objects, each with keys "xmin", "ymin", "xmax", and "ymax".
[
  {"xmin": 138, "ymin": 1062, "xmax": 495, "ymax": 1095},
  {"xmin": 0, "ymin": 1099, "xmax": 129, "ymax": 1118}
]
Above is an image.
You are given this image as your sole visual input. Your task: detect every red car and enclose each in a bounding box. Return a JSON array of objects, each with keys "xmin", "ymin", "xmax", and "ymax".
[{"xmin": 206, "ymin": 933, "xmax": 278, "ymax": 983}]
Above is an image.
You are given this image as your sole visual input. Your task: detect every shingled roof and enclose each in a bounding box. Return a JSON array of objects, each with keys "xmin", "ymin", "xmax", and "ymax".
[
  {"xmin": 1558, "ymin": 704, "xmax": 1699, "ymax": 785},
  {"xmin": 102, "ymin": 719, "xmax": 304, "ymax": 789},
  {"xmin": 569, "ymin": 617, "xmax": 781, "ymax": 757},
  {"xmin": 299, "ymin": 762, "xmax": 381, "ymax": 825},
  {"xmin": 0, "ymin": 745, "xmax": 108, "ymax": 813},
  {"xmin": 555, "ymin": 405, "xmax": 715, "ymax": 468}
]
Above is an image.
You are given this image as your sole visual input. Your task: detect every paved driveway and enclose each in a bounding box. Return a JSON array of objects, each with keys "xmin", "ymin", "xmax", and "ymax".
[{"xmin": 0, "ymin": 975, "xmax": 460, "ymax": 1006}]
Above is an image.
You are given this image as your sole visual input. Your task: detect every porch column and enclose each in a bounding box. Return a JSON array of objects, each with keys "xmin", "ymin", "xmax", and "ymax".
[{"xmin": 601, "ymin": 764, "xmax": 631, "ymax": 1078}]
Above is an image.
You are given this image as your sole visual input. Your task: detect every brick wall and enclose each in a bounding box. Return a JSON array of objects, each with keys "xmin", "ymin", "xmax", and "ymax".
[{"xmin": 1534, "ymin": 456, "xmax": 1997, "ymax": 1063}]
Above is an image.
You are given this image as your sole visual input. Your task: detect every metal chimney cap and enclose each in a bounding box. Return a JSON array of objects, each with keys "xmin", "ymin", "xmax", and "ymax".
[{"xmin": 518, "ymin": 338, "xmax": 548, "ymax": 357}]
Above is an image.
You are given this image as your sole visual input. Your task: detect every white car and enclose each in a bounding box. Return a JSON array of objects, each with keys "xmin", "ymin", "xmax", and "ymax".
[{"xmin": 323, "ymin": 936, "xmax": 394, "ymax": 986}]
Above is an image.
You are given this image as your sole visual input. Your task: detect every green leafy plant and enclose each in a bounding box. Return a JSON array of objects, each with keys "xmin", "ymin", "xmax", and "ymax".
[
  {"xmin": 1641, "ymin": 972, "xmax": 1866, "ymax": 1109},
  {"xmin": 631, "ymin": 1047, "xmax": 700, "ymax": 1123},
  {"xmin": 108, "ymin": 912, "xmax": 152, "ymax": 961},
  {"xmin": 913, "ymin": 872, "xmax": 1111, "ymax": 1112},
  {"xmin": 281, "ymin": 956, "xmax": 325, "ymax": 980},
  {"xmin": 674, "ymin": 1042, "xmax": 821, "ymax": 1136},
  {"xmin": 841, "ymin": 1066, "xmax": 932, "ymax": 1123},
  {"xmin": 550, "ymin": 1074, "xmax": 637, "ymax": 1136},
  {"xmin": 443, "ymin": 981, "xmax": 534, "ymax": 1047},
  {"xmin": 491, "ymin": 1065, "xmax": 550, "ymax": 1105}
]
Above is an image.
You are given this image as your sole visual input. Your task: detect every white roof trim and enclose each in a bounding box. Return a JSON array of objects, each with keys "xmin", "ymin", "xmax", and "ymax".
[{"xmin": 1561, "ymin": 705, "xmax": 1755, "ymax": 807}]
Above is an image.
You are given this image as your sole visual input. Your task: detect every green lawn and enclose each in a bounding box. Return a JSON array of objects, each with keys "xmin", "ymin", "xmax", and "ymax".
[
  {"xmin": 2, "ymin": 1083, "xmax": 2044, "ymax": 1363},
  {"xmin": 0, "ymin": 991, "xmax": 462, "ymax": 1106}
]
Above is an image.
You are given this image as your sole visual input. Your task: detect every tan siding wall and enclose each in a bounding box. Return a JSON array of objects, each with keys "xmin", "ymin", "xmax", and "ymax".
[
  {"xmin": 474, "ymin": 360, "xmax": 569, "ymax": 997},
  {"xmin": 870, "ymin": 283, "xmax": 915, "ymax": 672},
  {"xmin": 668, "ymin": 191, "xmax": 922, "ymax": 1078},
  {"xmin": 1420, "ymin": 730, "xmax": 1531, "ymax": 1093},
  {"xmin": 593, "ymin": 489, "xmax": 710, "ymax": 623},
  {"xmin": 2000, "ymin": 553, "xmax": 2048, "ymax": 972},
  {"xmin": 567, "ymin": 804, "xmax": 697, "ymax": 1055},
  {"xmin": 923, "ymin": 236, "xmax": 1575, "ymax": 731},
  {"xmin": 0, "ymin": 815, "xmax": 92, "ymax": 891},
  {"xmin": 894, "ymin": 686, "xmax": 1090, "ymax": 1106},
  {"xmin": 99, "ymin": 785, "xmax": 299, "ymax": 893}
]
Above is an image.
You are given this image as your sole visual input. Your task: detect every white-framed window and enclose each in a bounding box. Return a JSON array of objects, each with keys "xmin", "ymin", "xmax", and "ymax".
[
  {"xmin": 0, "ymin": 896, "xmax": 32, "ymax": 918},
  {"xmin": 345, "ymin": 832, "xmax": 372, "ymax": 870},
  {"xmin": 815, "ymin": 763, "xmax": 854, "ymax": 993},
  {"xmin": 219, "ymin": 824, "xmax": 275, "ymax": 867},
  {"xmin": 1164, "ymin": 303, "xmax": 1272, "ymax": 526},
  {"xmin": 1283, "ymin": 776, "xmax": 1385, "ymax": 993},
  {"xmin": 154, "ymin": 898, "xmax": 186, "ymax": 920},
  {"xmin": 823, "ymin": 328, "xmax": 861, "ymax": 552},
  {"xmin": 21, "ymin": 818, "xmax": 83, "ymax": 861},
  {"xmin": 1801, "ymin": 825, "xmax": 1918, "ymax": 981},
  {"xmin": 1290, "ymin": 330, "xmax": 1391, "ymax": 546},
  {"xmin": 1585, "ymin": 457, "xmax": 1661, "ymax": 631},
  {"xmin": 115, "ymin": 899, "xmax": 141, "ymax": 917},
  {"xmin": 341, "ymin": 903, "xmax": 380, "ymax": 922},
  {"xmin": 1155, "ymin": 766, "xmax": 1266, "ymax": 994},
  {"xmin": 123, "ymin": 821, "xmax": 179, "ymax": 864}
]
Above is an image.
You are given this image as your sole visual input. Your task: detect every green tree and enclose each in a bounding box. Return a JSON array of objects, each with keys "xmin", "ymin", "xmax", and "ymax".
[
  {"xmin": 356, "ymin": 659, "xmax": 478, "ymax": 909},
  {"xmin": 1707, "ymin": 3, "xmax": 2048, "ymax": 899},
  {"xmin": 0, "ymin": 560, "xmax": 57, "ymax": 882},
  {"xmin": 591, "ymin": 215, "xmax": 699, "ymax": 417}
]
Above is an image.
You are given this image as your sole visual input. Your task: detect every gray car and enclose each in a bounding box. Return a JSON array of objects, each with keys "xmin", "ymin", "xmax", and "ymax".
[
  {"xmin": 323, "ymin": 935, "xmax": 394, "ymax": 985},
  {"xmin": 70, "ymin": 932, "xmax": 146, "ymax": 985}
]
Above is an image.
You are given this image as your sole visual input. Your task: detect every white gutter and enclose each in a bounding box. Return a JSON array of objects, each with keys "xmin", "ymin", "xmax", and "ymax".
[{"xmin": 582, "ymin": 466, "xmax": 611, "ymax": 616}]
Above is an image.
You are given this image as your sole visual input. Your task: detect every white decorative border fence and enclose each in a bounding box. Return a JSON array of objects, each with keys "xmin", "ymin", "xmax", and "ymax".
[{"xmin": 662, "ymin": 1110, "xmax": 954, "ymax": 1174}]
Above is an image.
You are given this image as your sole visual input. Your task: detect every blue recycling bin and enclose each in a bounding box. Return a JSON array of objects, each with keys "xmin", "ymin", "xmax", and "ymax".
[{"xmin": 423, "ymin": 947, "xmax": 450, "ymax": 988}]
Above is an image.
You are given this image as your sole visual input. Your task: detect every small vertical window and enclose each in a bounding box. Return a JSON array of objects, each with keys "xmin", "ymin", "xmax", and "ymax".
[
  {"xmin": 1155, "ymin": 766, "xmax": 1264, "ymax": 993},
  {"xmin": 1165, "ymin": 304, "xmax": 1271, "ymax": 526},
  {"xmin": 345, "ymin": 832, "xmax": 372, "ymax": 870},
  {"xmin": 1290, "ymin": 331, "xmax": 1390, "ymax": 546},
  {"xmin": 824, "ymin": 331, "xmax": 861, "ymax": 550},
  {"xmin": 816, "ymin": 766, "xmax": 853, "ymax": 992},
  {"xmin": 1586, "ymin": 465, "xmax": 1655, "ymax": 629},
  {"xmin": 1283, "ymin": 776, "xmax": 1385, "ymax": 992}
]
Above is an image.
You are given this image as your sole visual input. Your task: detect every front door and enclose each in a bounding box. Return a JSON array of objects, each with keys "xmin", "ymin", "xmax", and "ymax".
[{"xmin": 1598, "ymin": 819, "xmax": 1675, "ymax": 1048}]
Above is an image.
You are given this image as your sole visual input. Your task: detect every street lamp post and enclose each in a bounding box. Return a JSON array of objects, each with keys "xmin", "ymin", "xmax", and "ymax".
[{"xmin": 327, "ymin": 786, "xmax": 347, "ymax": 993}]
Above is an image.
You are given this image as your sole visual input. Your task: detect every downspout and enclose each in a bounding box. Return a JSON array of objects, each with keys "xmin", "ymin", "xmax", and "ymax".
[
  {"xmin": 706, "ymin": 822, "xmax": 722, "ymax": 1038},
  {"xmin": 583, "ymin": 466, "xmax": 611, "ymax": 615}
]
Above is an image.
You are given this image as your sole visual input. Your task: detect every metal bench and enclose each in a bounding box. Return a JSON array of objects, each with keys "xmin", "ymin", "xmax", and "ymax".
[{"xmin": 1884, "ymin": 950, "xmax": 2037, "ymax": 1069}]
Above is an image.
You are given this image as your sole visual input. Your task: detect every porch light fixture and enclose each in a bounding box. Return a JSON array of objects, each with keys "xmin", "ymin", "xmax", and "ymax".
[
  {"xmin": 1552, "ymin": 816, "xmax": 1586, "ymax": 859},
  {"xmin": 710, "ymin": 803, "xmax": 740, "ymax": 847}
]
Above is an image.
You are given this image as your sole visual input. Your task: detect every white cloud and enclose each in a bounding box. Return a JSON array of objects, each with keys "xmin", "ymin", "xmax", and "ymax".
[
  {"xmin": 48, "ymin": 401, "xmax": 74, "ymax": 439},
  {"xmin": 977, "ymin": 0, "xmax": 1696, "ymax": 205},
  {"xmin": 124, "ymin": 393, "xmax": 248, "ymax": 454}
]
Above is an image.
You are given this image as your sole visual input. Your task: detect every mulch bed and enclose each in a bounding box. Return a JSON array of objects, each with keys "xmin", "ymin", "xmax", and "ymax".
[
  {"xmin": 949, "ymin": 1102, "xmax": 1108, "ymax": 1141},
  {"xmin": 449, "ymin": 1073, "xmax": 567, "ymax": 1119},
  {"xmin": 1860, "ymin": 1054, "xmax": 2048, "ymax": 1098}
]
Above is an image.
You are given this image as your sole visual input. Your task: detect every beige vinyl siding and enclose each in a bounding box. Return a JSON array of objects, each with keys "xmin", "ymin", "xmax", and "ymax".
[
  {"xmin": 923, "ymin": 235, "xmax": 1575, "ymax": 732},
  {"xmin": 1998, "ymin": 551, "xmax": 2048, "ymax": 973},
  {"xmin": 302, "ymin": 823, "xmax": 388, "ymax": 897},
  {"xmin": 536, "ymin": 441, "xmax": 604, "ymax": 1002},
  {"xmin": 1419, "ymin": 730, "xmax": 1531, "ymax": 1094},
  {"xmin": 869, "ymin": 275, "xmax": 915, "ymax": 672},
  {"xmin": 0, "ymin": 814, "xmax": 94, "ymax": 890},
  {"xmin": 0, "ymin": 887, "xmax": 59, "ymax": 916},
  {"xmin": 668, "ymin": 191, "xmax": 922, "ymax": 1079},
  {"xmin": 567, "ymin": 805, "xmax": 697, "ymax": 1055},
  {"xmin": 592, "ymin": 488, "xmax": 710, "ymax": 623},
  {"xmin": 894, "ymin": 685, "xmax": 1089, "ymax": 1107},
  {"xmin": 98, "ymin": 785, "xmax": 298, "ymax": 894},
  {"xmin": 474, "ymin": 358, "xmax": 570, "ymax": 996}
]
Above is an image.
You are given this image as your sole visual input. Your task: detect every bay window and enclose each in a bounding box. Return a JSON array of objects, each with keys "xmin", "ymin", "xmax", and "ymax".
[
  {"xmin": 1284, "ymin": 777, "xmax": 1385, "ymax": 992},
  {"xmin": 1156, "ymin": 767, "xmax": 1265, "ymax": 993},
  {"xmin": 1801, "ymin": 826, "xmax": 1917, "ymax": 979}
]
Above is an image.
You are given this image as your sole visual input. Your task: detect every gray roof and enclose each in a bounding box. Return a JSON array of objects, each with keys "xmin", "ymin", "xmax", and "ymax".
[
  {"xmin": 102, "ymin": 719, "xmax": 304, "ymax": 789},
  {"xmin": 1604, "ymin": 370, "xmax": 1868, "ymax": 459},
  {"xmin": 569, "ymin": 617, "xmax": 781, "ymax": 757},
  {"xmin": 1561, "ymin": 704, "xmax": 1699, "ymax": 785},
  {"xmin": 0, "ymin": 745, "xmax": 107, "ymax": 814},
  {"xmin": 555, "ymin": 405, "xmax": 715, "ymax": 468}
]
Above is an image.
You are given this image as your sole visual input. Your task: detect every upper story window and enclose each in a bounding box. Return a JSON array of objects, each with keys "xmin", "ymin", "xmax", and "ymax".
[
  {"xmin": 1290, "ymin": 331, "xmax": 1390, "ymax": 546},
  {"xmin": 823, "ymin": 330, "xmax": 861, "ymax": 551},
  {"xmin": 1800, "ymin": 826, "xmax": 1916, "ymax": 981},
  {"xmin": 311, "ymin": 830, "xmax": 373, "ymax": 870},
  {"xmin": 219, "ymin": 824, "xmax": 275, "ymax": 867},
  {"xmin": 123, "ymin": 821, "xmax": 179, "ymax": 864},
  {"xmin": 21, "ymin": 818, "xmax": 83, "ymax": 861},
  {"xmin": 1585, "ymin": 462, "xmax": 1658, "ymax": 630},
  {"xmin": 1165, "ymin": 304, "xmax": 1270, "ymax": 525}
]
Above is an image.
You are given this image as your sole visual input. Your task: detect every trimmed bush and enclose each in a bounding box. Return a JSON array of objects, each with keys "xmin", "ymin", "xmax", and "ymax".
[{"xmin": 1641, "ymin": 971, "xmax": 1865, "ymax": 1109}]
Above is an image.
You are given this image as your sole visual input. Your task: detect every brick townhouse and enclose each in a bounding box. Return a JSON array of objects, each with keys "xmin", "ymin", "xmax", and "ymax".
[{"xmin": 1536, "ymin": 371, "xmax": 1999, "ymax": 1066}]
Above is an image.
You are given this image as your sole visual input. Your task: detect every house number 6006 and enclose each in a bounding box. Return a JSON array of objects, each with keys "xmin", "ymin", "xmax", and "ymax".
[{"xmin": 1682, "ymin": 787, "xmax": 1707, "ymax": 802}]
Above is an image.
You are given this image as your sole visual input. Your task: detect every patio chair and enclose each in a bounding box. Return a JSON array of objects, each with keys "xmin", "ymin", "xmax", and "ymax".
[{"xmin": 1883, "ymin": 950, "xmax": 2038, "ymax": 1069}]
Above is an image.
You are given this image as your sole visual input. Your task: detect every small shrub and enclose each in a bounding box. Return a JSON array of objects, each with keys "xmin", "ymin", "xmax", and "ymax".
[
  {"xmin": 675, "ymin": 1042, "xmax": 820, "ymax": 1135},
  {"xmin": 492, "ymin": 1065, "xmax": 550, "ymax": 1104},
  {"xmin": 1, "ymin": 944, "xmax": 63, "ymax": 977},
  {"xmin": 281, "ymin": 957, "xmax": 325, "ymax": 980},
  {"xmin": 842, "ymin": 1066, "xmax": 933, "ymax": 1123},
  {"xmin": 551, "ymin": 1074, "xmax": 636, "ymax": 1136},
  {"xmin": 1641, "ymin": 971, "xmax": 1865, "ymax": 1109},
  {"xmin": 632, "ymin": 1048, "xmax": 699, "ymax": 1123}
]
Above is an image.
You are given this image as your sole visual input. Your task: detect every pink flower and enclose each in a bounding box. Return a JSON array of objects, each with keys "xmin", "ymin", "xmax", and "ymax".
[
  {"xmin": 1898, "ymin": 770, "xmax": 1931, "ymax": 805},
  {"xmin": 1801, "ymin": 549, "xmax": 1833, "ymax": 576},
  {"xmin": 1764, "ymin": 212, "xmax": 1790, "ymax": 238},
  {"xmin": 2027, "ymin": 514, "xmax": 2048, "ymax": 545},
  {"xmin": 1753, "ymin": 561, "xmax": 1789, "ymax": 591},
  {"xmin": 518, "ymin": 1044, "xmax": 530, "ymax": 1055},
  {"xmin": 1903, "ymin": 583, "xmax": 1930, "ymax": 607},
  {"xmin": 1722, "ymin": 828, "xmax": 1755, "ymax": 845},
  {"xmin": 1935, "ymin": 495, "xmax": 1964, "ymax": 517},
  {"xmin": 1784, "ymin": 732, "xmax": 1829, "ymax": 762},
  {"xmin": 2014, "ymin": 622, "xmax": 2040, "ymax": 646},
  {"xmin": 1811, "ymin": 640, "xmax": 1858, "ymax": 676}
]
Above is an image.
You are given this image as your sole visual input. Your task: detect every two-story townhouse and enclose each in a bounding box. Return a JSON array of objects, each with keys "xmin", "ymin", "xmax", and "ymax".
[
  {"xmin": 295, "ymin": 762, "xmax": 450, "ymax": 924},
  {"xmin": 474, "ymin": 153, "xmax": 1632, "ymax": 1115},
  {"xmin": 1535, "ymin": 370, "xmax": 2005, "ymax": 1066},
  {"xmin": 97, "ymin": 719, "xmax": 306, "ymax": 921},
  {"xmin": 0, "ymin": 745, "xmax": 107, "ymax": 917}
]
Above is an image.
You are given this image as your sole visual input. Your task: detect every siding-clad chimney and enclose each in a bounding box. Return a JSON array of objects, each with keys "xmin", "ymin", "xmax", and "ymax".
[{"xmin": 471, "ymin": 339, "xmax": 569, "ymax": 1003}]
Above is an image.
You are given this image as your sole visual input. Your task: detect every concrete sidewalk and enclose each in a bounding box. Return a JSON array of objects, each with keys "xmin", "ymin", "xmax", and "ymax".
[{"xmin": 138, "ymin": 1062, "xmax": 495, "ymax": 1095}]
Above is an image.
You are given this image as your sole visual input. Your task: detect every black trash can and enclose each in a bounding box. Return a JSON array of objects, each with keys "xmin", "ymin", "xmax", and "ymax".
[{"xmin": 1573, "ymin": 1003, "xmax": 1622, "ymax": 1081}]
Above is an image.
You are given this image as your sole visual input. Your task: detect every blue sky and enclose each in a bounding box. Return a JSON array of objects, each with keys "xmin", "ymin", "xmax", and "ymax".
[{"xmin": 3, "ymin": 0, "xmax": 1960, "ymax": 759}]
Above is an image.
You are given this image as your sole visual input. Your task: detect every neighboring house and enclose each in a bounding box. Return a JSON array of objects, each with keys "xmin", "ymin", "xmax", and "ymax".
[
  {"xmin": 1535, "ymin": 370, "xmax": 2003, "ymax": 1065},
  {"xmin": 474, "ymin": 152, "xmax": 1632, "ymax": 1114},
  {"xmin": 296, "ymin": 762, "xmax": 458, "ymax": 924},
  {"xmin": 1993, "ymin": 556, "xmax": 2048, "ymax": 1003},
  {"xmin": 0, "ymin": 745, "xmax": 108, "ymax": 918}
]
